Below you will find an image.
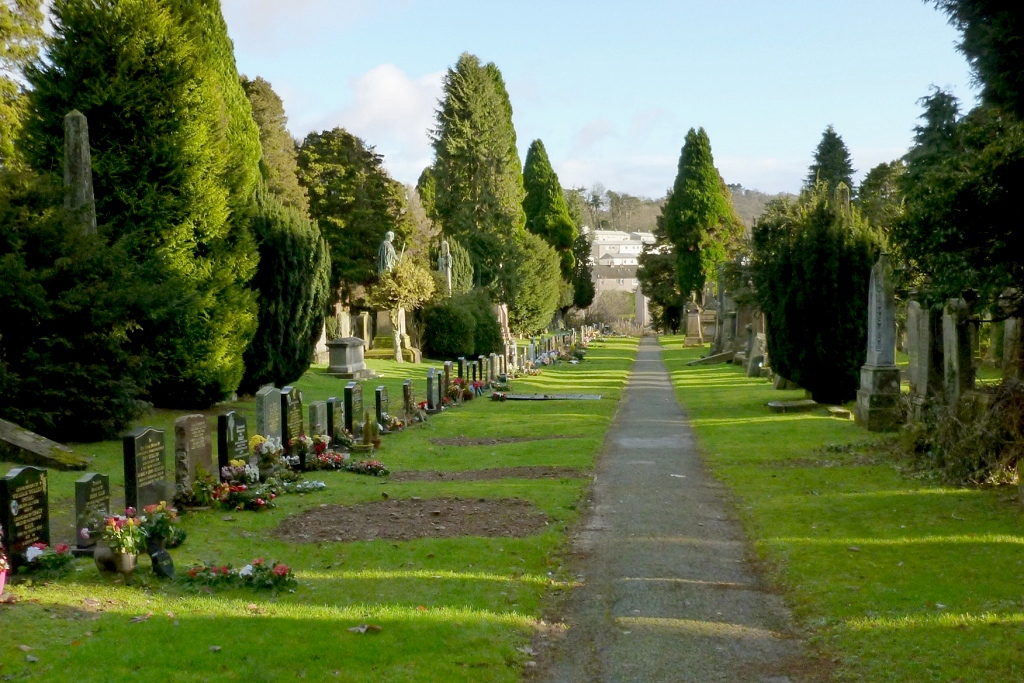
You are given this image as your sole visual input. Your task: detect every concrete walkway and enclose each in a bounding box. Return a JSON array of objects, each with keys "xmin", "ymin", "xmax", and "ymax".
[{"xmin": 539, "ymin": 337, "xmax": 806, "ymax": 683}]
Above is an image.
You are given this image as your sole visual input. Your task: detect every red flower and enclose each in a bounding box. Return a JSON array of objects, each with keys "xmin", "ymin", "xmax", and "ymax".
[
  {"xmin": 144, "ymin": 504, "xmax": 157, "ymax": 515},
  {"xmin": 272, "ymin": 564, "xmax": 290, "ymax": 577},
  {"xmin": 31, "ymin": 542, "xmax": 47, "ymax": 550},
  {"xmin": 188, "ymin": 567, "xmax": 199, "ymax": 578},
  {"xmin": 54, "ymin": 544, "xmax": 69, "ymax": 554},
  {"xmin": 125, "ymin": 507, "xmax": 136, "ymax": 516},
  {"xmin": 252, "ymin": 558, "xmax": 264, "ymax": 566}
]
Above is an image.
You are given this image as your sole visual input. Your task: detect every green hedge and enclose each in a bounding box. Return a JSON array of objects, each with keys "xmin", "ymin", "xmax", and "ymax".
[{"xmin": 422, "ymin": 301, "xmax": 476, "ymax": 360}]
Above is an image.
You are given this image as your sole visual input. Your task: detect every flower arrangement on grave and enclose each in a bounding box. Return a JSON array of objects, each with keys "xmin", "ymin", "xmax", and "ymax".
[
  {"xmin": 141, "ymin": 502, "xmax": 185, "ymax": 550},
  {"xmin": 103, "ymin": 511, "xmax": 147, "ymax": 556},
  {"xmin": 213, "ymin": 483, "xmax": 277, "ymax": 511},
  {"xmin": 311, "ymin": 450, "xmax": 349, "ymax": 470},
  {"xmin": 524, "ymin": 366, "xmax": 542, "ymax": 376},
  {"xmin": 21, "ymin": 542, "xmax": 75, "ymax": 575},
  {"xmin": 571, "ymin": 347, "xmax": 586, "ymax": 362},
  {"xmin": 0, "ymin": 543, "xmax": 9, "ymax": 574},
  {"xmin": 183, "ymin": 557, "xmax": 297, "ymax": 592},
  {"xmin": 285, "ymin": 434, "xmax": 313, "ymax": 469},
  {"xmin": 361, "ymin": 412, "xmax": 381, "ymax": 449},
  {"xmin": 380, "ymin": 412, "xmax": 404, "ymax": 430},
  {"xmin": 250, "ymin": 435, "xmax": 285, "ymax": 469},
  {"xmin": 471, "ymin": 380, "xmax": 487, "ymax": 397},
  {"xmin": 344, "ymin": 459, "xmax": 390, "ymax": 477},
  {"xmin": 447, "ymin": 379, "xmax": 465, "ymax": 402},
  {"xmin": 491, "ymin": 392, "xmax": 507, "ymax": 402},
  {"xmin": 177, "ymin": 465, "xmax": 219, "ymax": 509},
  {"xmin": 221, "ymin": 458, "xmax": 259, "ymax": 485},
  {"xmin": 492, "ymin": 381, "xmax": 511, "ymax": 392},
  {"xmin": 311, "ymin": 434, "xmax": 331, "ymax": 456},
  {"xmin": 280, "ymin": 479, "xmax": 327, "ymax": 494}
]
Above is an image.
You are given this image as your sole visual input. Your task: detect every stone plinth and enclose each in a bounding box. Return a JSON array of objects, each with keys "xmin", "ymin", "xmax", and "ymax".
[
  {"xmin": 327, "ymin": 337, "xmax": 376, "ymax": 379},
  {"xmin": 366, "ymin": 310, "xmax": 421, "ymax": 362},
  {"xmin": 855, "ymin": 365, "xmax": 902, "ymax": 431},
  {"xmin": 684, "ymin": 305, "xmax": 704, "ymax": 347}
]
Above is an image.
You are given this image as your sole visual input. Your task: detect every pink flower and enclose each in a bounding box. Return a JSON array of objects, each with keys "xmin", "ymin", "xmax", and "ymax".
[
  {"xmin": 272, "ymin": 564, "xmax": 290, "ymax": 577},
  {"xmin": 31, "ymin": 542, "xmax": 47, "ymax": 550},
  {"xmin": 125, "ymin": 507, "xmax": 136, "ymax": 516},
  {"xmin": 54, "ymin": 544, "xmax": 69, "ymax": 554}
]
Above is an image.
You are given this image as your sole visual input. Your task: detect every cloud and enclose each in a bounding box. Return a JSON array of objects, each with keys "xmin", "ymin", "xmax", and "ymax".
[
  {"xmin": 570, "ymin": 118, "xmax": 615, "ymax": 156},
  {"xmin": 311, "ymin": 64, "xmax": 444, "ymax": 185},
  {"xmin": 222, "ymin": 0, "xmax": 378, "ymax": 52},
  {"xmin": 628, "ymin": 109, "xmax": 667, "ymax": 141}
]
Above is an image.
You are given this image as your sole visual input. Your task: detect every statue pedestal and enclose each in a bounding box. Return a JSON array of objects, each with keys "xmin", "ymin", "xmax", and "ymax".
[
  {"xmin": 365, "ymin": 310, "xmax": 421, "ymax": 363},
  {"xmin": 684, "ymin": 306, "xmax": 704, "ymax": 347},
  {"xmin": 326, "ymin": 338, "xmax": 377, "ymax": 380},
  {"xmin": 854, "ymin": 365, "xmax": 901, "ymax": 431}
]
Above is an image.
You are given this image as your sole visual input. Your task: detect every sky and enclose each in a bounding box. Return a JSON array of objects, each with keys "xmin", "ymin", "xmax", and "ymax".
[{"xmin": 221, "ymin": 0, "xmax": 977, "ymax": 198}]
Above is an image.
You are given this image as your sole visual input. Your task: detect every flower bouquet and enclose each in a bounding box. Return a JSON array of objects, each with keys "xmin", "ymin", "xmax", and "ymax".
[
  {"xmin": 280, "ymin": 479, "xmax": 327, "ymax": 494},
  {"xmin": 312, "ymin": 451, "xmax": 349, "ymax": 470},
  {"xmin": 344, "ymin": 459, "xmax": 390, "ymax": 477},
  {"xmin": 214, "ymin": 483, "xmax": 276, "ymax": 511},
  {"xmin": 251, "ymin": 435, "xmax": 284, "ymax": 469},
  {"xmin": 22, "ymin": 542, "xmax": 75, "ymax": 576},
  {"xmin": 183, "ymin": 558, "xmax": 297, "ymax": 592},
  {"xmin": 141, "ymin": 501, "xmax": 185, "ymax": 551},
  {"xmin": 491, "ymin": 391, "xmax": 507, "ymax": 402},
  {"xmin": 0, "ymin": 543, "xmax": 8, "ymax": 595},
  {"xmin": 103, "ymin": 511, "xmax": 147, "ymax": 556}
]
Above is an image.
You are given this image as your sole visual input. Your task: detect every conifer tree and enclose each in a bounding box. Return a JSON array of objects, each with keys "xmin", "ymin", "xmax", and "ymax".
[
  {"xmin": 0, "ymin": 0, "xmax": 43, "ymax": 166},
  {"xmin": 428, "ymin": 53, "xmax": 526, "ymax": 297},
  {"xmin": 23, "ymin": 0, "xmax": 260, "ymax": 407},
  {"xmin": 522, "ymin": 139, "xmax": 577, "ymax": 279},
  {"xmin": 242, "ymin": 75, "xmax": 308, "ymax": 212},
  {"xmin": 805, "ymin": 125, "xmax": 855, "ymax": 192},
  {"xmin": 297, "ymin": 127, "xmax": 411, "ymax": 302},
  {"xmin": 508, "ymin": 233, "xmax": 561, "ymax": 335},
  {"xmin": 657, "ymin": 127, "xmax": 743, "ymax": 302}
]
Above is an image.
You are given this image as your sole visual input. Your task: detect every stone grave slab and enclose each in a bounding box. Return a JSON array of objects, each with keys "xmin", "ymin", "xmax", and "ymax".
[
  {"xmin": 308, "ymin": 401, "xmax": 328, "ymax": 437},
  {"xmin": 767, "ymin": 399, "xmax": 818, "ymax": 414},
  {"xmin": 255, "ymin": 386, "xmax": 282, "ymax": 440}
]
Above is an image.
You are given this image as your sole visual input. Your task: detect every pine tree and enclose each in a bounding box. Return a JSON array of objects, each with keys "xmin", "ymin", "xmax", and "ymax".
[
  {"xmin": 23, "ymin": 0, "xmax": 259, "ymax": 407},
  {"xmin": 428, "ymin": 53, "xmax": 525, "ymax": 297},
  {"xmin": 522, "ymin": 139, "xmax": 577, "ymax": 279},
  {"xmin": 657, "ymin": 127, "xmax": 742, "ymax": 302},
  {"xmin": 507, "ymin": 233, "xmax": 561, "ymax": 335},
  {"xmin": 241, "ymin": 75, "xmax": 308, "ymax": 212},
  {"xmin": 297, "ymin": 127, "xmax": 412, "ymax": 302},
  {"xmin": 805, "ymin": 125, "xmax": 855, "ymax": 192},
  {"xmin": 0, "ymin": 0, "xmax": 44, "ymax": 166},
  {"xmin": 448, "ymin": 236, "xmax": 474, "ymax": 295},
  {"xmin": 239, "ymin": 189, "xmax": 330, "ymax": 394}
]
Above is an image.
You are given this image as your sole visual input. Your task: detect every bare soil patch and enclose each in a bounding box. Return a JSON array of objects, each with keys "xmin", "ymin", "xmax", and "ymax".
[
  {"xmin": 274, "ymin": 497, "xmax": 551, "ymax": 543},
  {"xmin": 430, "ymin": 434, "xmax": 584, "ymax": 447},
  {"xmin": 389, "ymin": 466, "xmax": 585, "ymax": 482}
]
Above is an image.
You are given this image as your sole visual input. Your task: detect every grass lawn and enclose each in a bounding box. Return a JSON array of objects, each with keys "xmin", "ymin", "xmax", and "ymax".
[
  {"xmin": 661, "ymin": 335, "xmax": 1024, "ymax": 682},
  {"xmin": 0, "ymin": 337, "xmax": 637, "ymax": 682}
]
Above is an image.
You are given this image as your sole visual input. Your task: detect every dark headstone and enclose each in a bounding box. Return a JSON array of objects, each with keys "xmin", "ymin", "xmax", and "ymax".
[
  {"xmin": 443, "ymin": 361, "xmax": 453, "ymax": 402},
  {"xmin": 376, "ymin": 386, "xmax": 389, "ymax": 426},
  {"xmin": 174, "ymin": 414, "xmax": 211, "ymax": 500},
  {"xmin": 458, "ymin": 357, "xmax": 466, "ymax": 379},
  {"xmin": 403, "ymin": 379, "xmax": 415, "ymax": 417},
  {"xmin": 426, "ymin": 368, "xmax": 437, "ymax": 410},
  {"xmin": 74, "ymin": 473, "xmax": 109, "ymax": 550},
  {"xmin": 281, "ymin": 386, "xmax": 304, "ymax": 447},
  {"xmin": 327, "ymin": 397, "xmax": 345, "ymax": 441},
  {"xmin": 344, "ymin": 382, "xmax": 363, "ymax": 434},
  {"xmin": 123, "ymin": 427, "xmax": 167, "ymax": 511},
  {"xmin": 217, "ymin": 412, "xmax": 249, "ymax": 479},
  {"xmin": 0, "ymin": 466, "xmax": 50, "ymax": 567}
]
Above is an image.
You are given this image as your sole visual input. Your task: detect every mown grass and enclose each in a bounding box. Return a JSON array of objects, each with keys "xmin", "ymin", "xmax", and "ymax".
[
  {"xmin": 0, "ymin": 338, "xmax": 637, "ymax": 682},
  {"xmin": 661, "ymin": 335, "xmax": 1024, "ymax": 682}
]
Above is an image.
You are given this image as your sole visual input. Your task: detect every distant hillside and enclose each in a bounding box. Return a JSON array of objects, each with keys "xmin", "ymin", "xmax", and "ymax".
[{"xmin": 728, "ymin": 184, "xmax": 795, "ymax": 232}]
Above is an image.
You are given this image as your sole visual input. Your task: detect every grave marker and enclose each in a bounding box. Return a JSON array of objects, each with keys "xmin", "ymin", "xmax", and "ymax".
[
  {"xmin": 458, "ymin": 357, "xmax": 466, "ymax": 379},
  {"xmin": 74, "ymin": 473, "xmax": 109, "ymax": 551},
  {"xmin": 855, "ymin": 253, "xmax": 902, "ymax": 431},
  {"xmin": 376, "ymin": 386, "xmax": 389, "ymax": 426},
  {"xmin": 403, "ymin": 379, "xmax": 415, "ymax": 418},
  {"xmin": 344, "ymin": 382, "xmax": 362, "ymax": 434},
  {"xmin": 123, "ymin": 427, "xmax": 167, "ymax": 511},
  {"xmin": 326, "ymin": 397, "xmax": 345, "ymax": 442},
  {"xmin": 426, "ymin": 368, "xmax": 437, "ymax": 410},
  {"xmin": 0, "ymin": 466, "xmax": 49, "ymax": 567},
  {"xmin": 217, "ymin": 412, "xmax": 249, "ymax": 478},
  {"xmin": 174, "ymin": 414, "xmax": 211, "ymax": 501},
  {"xmin": 255, "ymin": 386, "xmax": 282, "ymax": 440},
  {"xmin": 280, "ymin": 386, "xmax": 304, "ymax": 447},
  {"xmin": 443, "ymin": 361, "xmax": 453, "ymax": 402},
  {"xmin": 308, "ymin": 401, "xmax": 328, "ymax": 437}
]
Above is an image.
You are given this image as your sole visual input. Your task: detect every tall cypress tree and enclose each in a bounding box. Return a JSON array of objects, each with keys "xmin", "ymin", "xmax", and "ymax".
[
  {"xmin": 241, "ymin": 75, "xmax": 308, "ymax": 212},
  {"xmin": 657, "ymin": 127, "xmax": 742, "ymax": 302},
  {"xmin": 522, "ymin": 139, "xmax": 577, "ymax": 279},
  {"xmin": 23, "ymin": 0, "xmax": 259, "ymax": 407},
  {"xmin": 428, "ymin": 53, "xmax": 525, "ymax": 297},
  {"xmin": 805, "ymin": 125, "xmax": 855, "ymax": 192}
]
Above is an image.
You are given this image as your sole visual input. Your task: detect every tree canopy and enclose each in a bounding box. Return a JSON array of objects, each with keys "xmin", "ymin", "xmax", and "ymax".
[
  {"xmin": 522, "ymin": 139, "xmax": 577, "ymax": 279},
  {"xmin": 805, "ymin": 125, "xmax": 855, "ymax": 192},
  {"xmin": 0, "ymin": 0, "xmax": 43, "ymax": 166},
  {"xmin": 241, "ymin": 75, "xmax": 308, "ymax": 212}
]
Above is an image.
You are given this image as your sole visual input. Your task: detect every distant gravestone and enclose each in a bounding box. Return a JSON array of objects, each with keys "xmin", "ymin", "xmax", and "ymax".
[
  {"xmin": 326, "ymin": 397, "xmax": 345, "ymax": 441},
  {"xmin": 458, "ymin": 357, "xmax": 466, "ymax": 379},
  {"xmin": 376, "ymin": 386, "xmax": 389, "ymax": 426},
  {"xmin": 403, "ymin": 379, "xmax": 415, "ymax": 418},
  {"xmin": 308, "ymin": 401, "xmax": 328, "ymax": 437},
  {"xmin": 943, "ymin": 298, "xmax": 975, "ymax": 404},
  {"xmin": 426, "ymin": 368, "xmax": 437, "ymax": 410},
  {"xmin": 906, "ymin": 299, "xmax": 943, "ymax": 419},
  {"xmin": 0, "ymin": 466, "xmax": 49, "ymax": 568},
  {"xmin": 174, "ymin": 415, "xmax": 211, "ymax": 501},
  {"xmin": 489, "ymin": 354, "xmax": 498, "ymax": 381},
  {"xmin": 74, "ymin": 473, "xmax": 109, "ymax": 551},
  {"xmin": 255, "ymin": 386, "xmax": 282, "ymax": 440},
  {"xmin": 344, "ymin": 382, "xmax": 362, "ymax": 434},
  {"xmin": 217, "ymin": 412, "xmax": 249, "ymax": 479},
  {"xmin": 855, "ymin": 253, "xmax": 901, "ymax": 431},
  {"xmin": 443, "ymin": 361, "xmax": 453, "ymax": 402},
  {"xmin": 123, "ymin": 427, "xmax": 167, "ymax": 510},
  {"xmin": 281, "ymin": 386, "xmax": 304, "ymax": 447}
]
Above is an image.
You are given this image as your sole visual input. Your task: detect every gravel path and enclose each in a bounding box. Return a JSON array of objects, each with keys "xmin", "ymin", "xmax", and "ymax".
[{"xmin": 537, "ymin": 337, "xmax": 812, "ymax": 683}]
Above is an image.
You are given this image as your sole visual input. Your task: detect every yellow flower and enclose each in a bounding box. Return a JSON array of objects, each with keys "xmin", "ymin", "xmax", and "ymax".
[
  {"xmin": 229, "ymin": 459, "xmax": 246, "ymax": 468},
  {"xmin": 249, "ymin": 435, "xmax": 267, "ymax": 450}
]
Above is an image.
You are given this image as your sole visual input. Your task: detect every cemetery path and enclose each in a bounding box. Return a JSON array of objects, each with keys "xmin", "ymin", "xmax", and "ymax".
[{"xmin": 536, "ymin": 337, "xmax": 810, "ymax": 683}]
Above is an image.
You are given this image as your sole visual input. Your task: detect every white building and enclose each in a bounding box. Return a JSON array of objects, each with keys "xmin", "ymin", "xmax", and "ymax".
[{"xmin": 587, "ymin": 228, "xmax": 656, "ymax": 294}]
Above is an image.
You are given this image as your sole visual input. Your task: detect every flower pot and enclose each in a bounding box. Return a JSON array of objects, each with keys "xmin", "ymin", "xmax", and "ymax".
[
  {"xmin": 0, "ymin": 569, "xmax": 6, "ymax": 596},
  {"xmin": 113, "ymin": 552, "xmax": 138, "ymax": 583},
  {"xmin": 93, "ymin": 543, "xmax": 116, "ymax": 574}
]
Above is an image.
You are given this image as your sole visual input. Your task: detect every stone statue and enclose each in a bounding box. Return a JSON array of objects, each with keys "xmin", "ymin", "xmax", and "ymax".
[
  {"xmin": 377, "ymin": 231, "xmax": 398, "ymax": 276},
  {"xmin": 437, "ymin": 240, "xmax": 452, "ymax": 297}
]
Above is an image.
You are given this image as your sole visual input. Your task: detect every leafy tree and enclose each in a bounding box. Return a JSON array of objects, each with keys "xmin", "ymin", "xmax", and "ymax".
[
  {"xmin": 427, "ymin": 52, "xmax": 525, "ymax": 298},
  {"xmin": 805, "ymin": 125, "xmax": 855, "ymax": 192},
  {"xmin": 522, "ymin": 139, "xmax": 577, "ymax": 278},
  {"xmin": 751, "ymin": 185, "xmax": 880, "ymax": 404},
  {"xmin": 403, "ymin": 184, "xmax": 439, "ymax": 267},
  {"xmin": 570, "ymin": 230, "xmax": 595, "ymax": 310},
  {"xmin": 239, "ymin": 189, "xmax": 330, "ymax": 394},
  {"xmin": 241, "ymin": 75, "xmax": 308, "ymax": 212},
  {"xmin": 657, "ymin": 127, "xmax": 743, "ymax": 303},
  {"xmin": 0, "ymin": 169, "xmax": 144, "ymax": 440},
  {"xmin": 23, "ymin": 0, "xmax": 259, "ymax": 407},
  {"xmin": 0, "ymin": 0, "xmax": 43, "ymax": 166},
  {"xmin": 857, "ymin": 160, "xmax": 905, "ymax": 232},
  {"xmin": 893, "ymin": 90, "xmax": 1024, "ymax": 317},
  {"xmin": 933, "ymin": 0, "xmax": 1024, "ymax": 118},
  {"xmin": 636, "ymin": 248, "xmax": 684, "ymax": 333},
  {"xmin": 507, "ymin": 232, "xmax": 561, "ymax": 335},
  {"xmin": 297, "ymin": 128, "xmax": 412, "ymax": 303},
  {"xmin": 366, "ymin": 258, "xmax": 435, "ymax": 362}
]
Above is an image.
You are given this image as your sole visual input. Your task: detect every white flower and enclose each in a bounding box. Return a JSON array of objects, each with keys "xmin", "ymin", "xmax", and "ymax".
[
  {"xmin": 238, "ymin": 564, "xmax": 253, "ymax": 577},
  {"xmin": 245, "ymin": 464, "xmax": 260, "ymax": 483},
  {"xmin": 79, "ymin": 528, "xmax": 90, "ymax": 540},
  {"xmin": 25, "ymin": 546, "xmax": 44, "ymax": 562}
]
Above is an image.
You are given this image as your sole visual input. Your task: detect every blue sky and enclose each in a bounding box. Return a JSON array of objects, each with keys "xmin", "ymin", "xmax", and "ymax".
[{"xmin": 222, "ymin": 0, "xmax": 976, "ymax": 197}]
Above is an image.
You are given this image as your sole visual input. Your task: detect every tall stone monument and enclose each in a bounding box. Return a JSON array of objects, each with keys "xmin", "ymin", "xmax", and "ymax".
[
  {"xmin": 906, "ymin": 298, "xmax": 944, "ymax": 419},
  {"xmin": 942, "ymin": 298, "xmax": 975, "ymax": 405},
  {"xmin": 64, "ymin": 110, "xmax": 97, "ymax": 235},
  {"xmin": 855, "ymin": 253, "xmax": 902, "ymax": 431}
]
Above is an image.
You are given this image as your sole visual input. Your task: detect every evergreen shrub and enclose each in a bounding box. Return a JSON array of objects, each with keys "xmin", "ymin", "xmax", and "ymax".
[
  {"xmin": 422, "ymin": 300, "xmax": 476, "ymax": 360},
  {"xmin": 460, "ymin": 290, "xmax": 503, "ymax": 356}
]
